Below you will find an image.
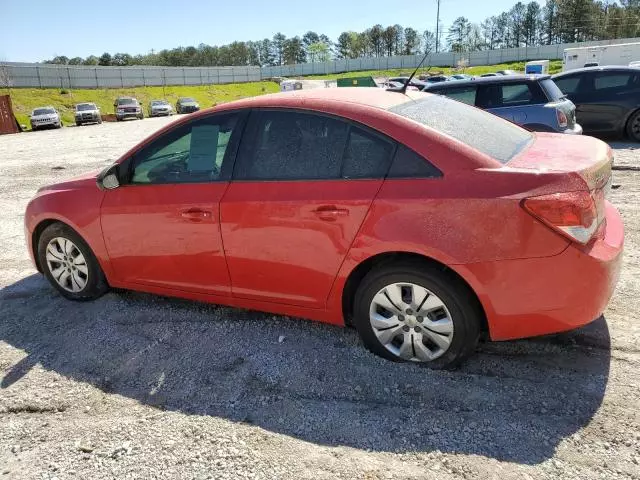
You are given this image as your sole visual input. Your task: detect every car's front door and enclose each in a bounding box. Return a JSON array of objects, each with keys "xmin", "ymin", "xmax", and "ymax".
[
  {"xmin": 220, "ymin": 109, "xmax": 395, "ymax": 308},
  {"xmin": 100, "ymin": 111, "xmax": 244, "ymax": 295}
]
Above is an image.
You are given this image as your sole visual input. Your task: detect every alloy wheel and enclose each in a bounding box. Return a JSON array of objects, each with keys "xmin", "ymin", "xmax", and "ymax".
[
  {"xmin": 45, "ymin": 237, "xmax": 89, "ymax": 292},
  {"xmin": 369, "ymin": 282, "xmax": 454, "ymax": 362}
]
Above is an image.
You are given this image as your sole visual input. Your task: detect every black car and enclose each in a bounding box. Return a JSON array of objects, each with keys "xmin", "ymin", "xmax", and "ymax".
[
  {"xmin": 423, "ymin": 74, "xmax": 582, "ymax": 134},
  {"xmin": 388, "ymin": 76, "xmax": 429, "ymax": 90},
  {"xmin": 552, "ymin": 66, "xmax": 640, "ymax": 140}
]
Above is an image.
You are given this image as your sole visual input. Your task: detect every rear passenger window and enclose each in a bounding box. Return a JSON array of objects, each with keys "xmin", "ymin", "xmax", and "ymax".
[
  {"xmin": 438, "ymin": 86, "xmax": 477, "ymax": 106},
  {"xmin": 388, "ymin": 145, "xmax": 441, "ymax": 178},
  {"xmin": 501, "ymin": 84, "xmax": 534, "ymax": 105},
  {"xmin": 594, "ymin": 73, "xmax": 631, "ymax": 90},
  {"xmin": 234, "ymin": 111, "xmax": 348, "ymax": 180},
  {"xmin": 341, "ymin": 127, "xmax": 394, "ymax": 179}
]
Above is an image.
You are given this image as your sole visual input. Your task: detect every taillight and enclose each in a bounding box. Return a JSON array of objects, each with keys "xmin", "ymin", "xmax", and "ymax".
[
  {"xmin": 556, "ymin": 109, "xmax": 568, "ymax": 128},
  {"xmin": 523, "ymin": 191, "xmax": 599, "ymax": 244}
]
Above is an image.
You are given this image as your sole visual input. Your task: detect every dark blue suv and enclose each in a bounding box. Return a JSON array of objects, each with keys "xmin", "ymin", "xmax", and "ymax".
[{"xmin": 424, "ymin": 75, "xmax": 582, "ymax": 134}]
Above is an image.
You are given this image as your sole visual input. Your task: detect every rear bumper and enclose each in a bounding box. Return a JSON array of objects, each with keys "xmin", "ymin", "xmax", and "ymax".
[
  {"xmin": 465, "ymin": 201, "xmax": 623, "ymax": 341},
  {"xmin": 561, "ymin": 123, "xmax": 583, "ymax": 135}
]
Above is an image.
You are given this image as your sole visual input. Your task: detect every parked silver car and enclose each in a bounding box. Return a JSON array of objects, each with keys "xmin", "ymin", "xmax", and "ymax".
[
  {"xmin": 176, "ymin": 97, "xmax": 200, "ymax": 114},
  {"xmin": 149, "ymin": 100, "xmax": 173, "ymax": 117},
  {"xmin": 30, "ymin": 107, "xmax": 62, "ymax": 131},
  {"xmin": 74, "ymin": 103, "xmax": 102, "ymax": 126}
]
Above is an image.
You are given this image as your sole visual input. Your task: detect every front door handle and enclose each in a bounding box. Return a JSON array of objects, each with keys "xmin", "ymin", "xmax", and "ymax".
[
  {"xmin": 180, "ymin": 208, "xmax": 212, "ymax": 222},
  {"xmin": 313, "ymin": 205, "xmax": 349, "ymax": 221}
]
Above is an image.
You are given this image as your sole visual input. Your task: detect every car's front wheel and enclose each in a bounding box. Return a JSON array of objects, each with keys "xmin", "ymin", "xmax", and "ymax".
[
  {"xmin": 37, "ymin": 222, "xmax": 109, "ymax": 301},
  {"xmin": 626, "ymin": 109, "xmax": 640, "ymax": 142},
  {"xmin": 353, "ymin": 262, "xmax": 481, "ymax": 369}
]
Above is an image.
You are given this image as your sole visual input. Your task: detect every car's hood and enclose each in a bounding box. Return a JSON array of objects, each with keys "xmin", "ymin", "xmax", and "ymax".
[
  {"xmin": 117, "ymin": 104, "xmax": 139, "ymax": 108},
  {"xmin": 76, "ymin": 109, "xmax": 99, "ymax": 114},
  {"xmin": 152, "ymin": 104, "xmax": 171, "ymax": 109},
  {"xmin": 32, "ymin": 114, "xmax": 58, "ymax": 120},
  {"xmin": 38, "ymin": 169, "xmax": 100, "ymax": 193}
]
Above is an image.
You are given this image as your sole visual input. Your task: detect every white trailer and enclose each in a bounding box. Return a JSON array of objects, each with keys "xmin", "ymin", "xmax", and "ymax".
[{"xmin": 563, "ymin": 42, "xmax": 640, "ymax": 71}]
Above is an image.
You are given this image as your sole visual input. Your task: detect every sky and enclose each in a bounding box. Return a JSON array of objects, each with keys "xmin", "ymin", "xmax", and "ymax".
[{"xmin": 1, "ymin": 0, "xmax": 523, "ymax": 62}]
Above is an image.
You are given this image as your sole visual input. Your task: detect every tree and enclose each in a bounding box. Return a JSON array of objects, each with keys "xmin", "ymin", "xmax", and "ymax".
[
  {"xmin": 68, "ymin": 57, "xmax": 83, "ymax": 65},
  {"xmin": 259, "ymin": 39, "xmax": 275, "ymax": 66},
  {"xmin": 98, "ymin": 53, "xmax": 112, "ymax": 66},
  {"xmin": 283, "ymin": 36, "xmax": 305, "ymax": 64},
  {"xmin": 336, "ymin": 32, "xmax": 351, "ymax": 58},
  {"xmin": 508, "ymin": 2, "xmax": 527, "ymax": 48},
  {"xmin": 447, "ymin": 17, "xmax": 471, "ymax": 52},
  {"xmin": 307, "ymin": 42, "xmax": 331, "ymax": 62},
  {"xmin": 393, "ymin": 24, "xmax": 405, "ymax": 55},
  {"xmin": 302, "ymin": 31, "xmax": 320, "ymax": 50},
  {"xmin": 403, "ymin": 27, "xmax": 421, "ymax": 55},
  {"xmin": 422, "ymin": 30, "xmax": 436, "ymax": 54},
  {"xmin": 272, "ymin": 33, "xmax": 286, "ymax": 65},
  {"xmin": 47, "ymin": 55, "xmax": 69, "ymax": 64},
  {"xmin": 368, "ymin": 24, "xmax": 384, "ymax": 56},
  {"xmin": 523, "ymin": 2, "xmax": 542, "ymax": 47},
  {"xmin": 112, "ymin": 53, "xmax": 132, "ymax": 66},
  {"xmin": 83, "ymin": 56, "xmax": 99, "ymax": 66},
  {"xmin": 382, "ymin": 26, "xmax": 397, "ymax": 56},
  {"xmin": 481, "ymin": 16, "xmax": 498, "ymax": 50}
]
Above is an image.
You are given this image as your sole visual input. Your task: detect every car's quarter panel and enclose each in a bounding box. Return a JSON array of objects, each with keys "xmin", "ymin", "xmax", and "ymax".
[
  {"xmin": 220, "ymin": 179, "xmax": 382, "ymax": 308},
  {"xmin": 100, "ymin": 183, "xmax": 232, "ymax": 295}
]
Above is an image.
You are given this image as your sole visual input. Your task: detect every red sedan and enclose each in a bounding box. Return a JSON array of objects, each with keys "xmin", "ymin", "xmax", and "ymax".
[{"xmin": 24, "ymin": 88, "xmax": 623, "ymax": 369}]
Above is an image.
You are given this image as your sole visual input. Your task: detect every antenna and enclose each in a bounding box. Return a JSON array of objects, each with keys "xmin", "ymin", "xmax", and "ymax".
[{"xmin": 388, "ymin": 51, "xmax": 431, "ymax": 94}]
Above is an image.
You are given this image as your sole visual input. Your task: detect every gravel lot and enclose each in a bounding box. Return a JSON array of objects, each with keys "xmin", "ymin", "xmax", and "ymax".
[{"xmin": 0, "ymin": 119, "xmax": 639, "ymax": 480}]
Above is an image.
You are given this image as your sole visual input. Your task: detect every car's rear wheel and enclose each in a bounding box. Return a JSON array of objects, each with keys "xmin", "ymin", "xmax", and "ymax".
[
  {"xmin": 353, "ymin": 262, "xmax": 481, "ymax": 369},
  {"xmin": 626, "ymin": 109, "xmax": 640, "ymax": 141},
  {"xmin": 37, "ymin": 222, "xmax": 109, "ymax": 301}
]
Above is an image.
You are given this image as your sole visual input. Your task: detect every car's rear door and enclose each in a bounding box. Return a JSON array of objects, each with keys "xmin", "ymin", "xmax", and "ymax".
[
  {"xmin": 219, "ymin": 109, "xmax": 395, "ymax": 308},
  {"xmin": 100, "ymin": 111, "xmax": 245, "ymax": 296},
  {"xmin": 583, "ymin": 71, "xmax": 640, "ymax": 133}
]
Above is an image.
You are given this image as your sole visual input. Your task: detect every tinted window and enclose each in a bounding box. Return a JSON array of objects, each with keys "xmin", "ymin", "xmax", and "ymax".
[
  {"xmin": 436, "ymin": 86, "xmax": 477, "ymax": 105},
  {"xmin": 553, "ymin": 76, "xmax": 581, "ymax": 95},
  {"xmin": 131, "ymin": 114, "xmax": 239, "ymax": 184},
  {"xmin": 540, "ymin": 79, "xmax": 566, "ymax": 101},
  {"xmin": 388, "ymin": 145, "xmax": 441, "ymax": 178},
  {"xmin": 234, "ymin": 111, "xmax": 348, "ymax": 180},
  {"xmin": 501, "ymin": 83, "xmax": 535, "ymax": 105},
  {"xmin": 594, "ymin": 73, "xmax": 632, "ymax": 90},
  {"xmin": 342, "ymin": 127, "xmax": 394, "ymax": 179},
  {"xmin": 390, "ymin": 95, "xmax": 533, "ymax": 164}
]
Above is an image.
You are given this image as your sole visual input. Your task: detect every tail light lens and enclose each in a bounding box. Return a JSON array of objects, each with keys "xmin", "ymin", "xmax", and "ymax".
[
  {"xmin": 556, "ymin": 109, "xmax": 568, "ymax": 128},
  {"xmin": 523, "ymin": 191, "xmax": 600, "ymax": 244}
]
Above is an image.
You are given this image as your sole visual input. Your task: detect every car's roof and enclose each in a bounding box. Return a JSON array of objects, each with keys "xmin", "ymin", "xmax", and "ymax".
[
  {"xmin": 76, "ymin": 102, "xmax": 95, "ymax": 106},
  {"xmin": 425, "ymin": 74, "xmax": 550, "ymax": 89},
  {"xmin": 553, "ymin": 65, "xmax": 640, "ymax": 77},
  {"xmin": 33, "ymin": 106, "xmax": 55, "ymax": 110},
  {"xmin": 215, "ymin": 87, "xmax": 423, "ymax": 111}
]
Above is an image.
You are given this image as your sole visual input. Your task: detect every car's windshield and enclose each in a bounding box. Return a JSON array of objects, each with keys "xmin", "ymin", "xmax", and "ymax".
[
  {"xmin": 389, "ymin": 95, "xmax": 533, "ymax": 164},
  {"xmin": 152, "ymin": 100, "xmax": 168, "ymax": 106},
  {"xmin": 117, "ymin": 98, "xmax": 136, "ymax": 105},
  {"xmin": 33, "ymin": 108, "xmax": 55, "ymax": 116},
  {"xmin": 76, "ymin": 104, "xmax": 96, "ymax": 111},
  {"xmin": 180, "ymin": 98, "xmax": 195, "ymax": 102}
]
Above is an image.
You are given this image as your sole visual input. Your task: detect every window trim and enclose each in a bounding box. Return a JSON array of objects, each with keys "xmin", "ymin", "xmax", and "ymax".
[
  {"xmin": 231, "ymin": 107, "xmax": 398, "ymax": 183},
  {"xmin": 121, "ymin": 110, "xmax": 249, "ymax": 187}
]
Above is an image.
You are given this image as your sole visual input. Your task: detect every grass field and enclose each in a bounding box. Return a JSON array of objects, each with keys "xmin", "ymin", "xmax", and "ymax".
[
  {"xmin": 304, "ymin": 60, "xmax": 563, "ymax": 79},
  {"xmin": 1, "ymin": 82, "xmax": 279, "ymax": 128}
]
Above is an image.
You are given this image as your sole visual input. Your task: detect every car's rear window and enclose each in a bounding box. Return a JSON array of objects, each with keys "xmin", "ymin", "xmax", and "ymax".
[
  {"xmin": 540, "ymin": 79, "xmax": 566, "ymax": 102},
  {"xmin": 389, "ymin": 95, "xmax": 533, "ymax": 164}
]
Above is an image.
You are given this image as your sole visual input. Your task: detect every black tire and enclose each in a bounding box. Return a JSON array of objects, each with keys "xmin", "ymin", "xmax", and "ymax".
[
  {"xmin": 76, "ymin": 121, "xmax": 82, "ymax": 127},
  {"xmin": 97, "ymin": 117, "xmax": 102, "ymax": 124},
  {"xmin": 352, "ymin": 262, "xmax": 481, "ymax": 369},
  {"xmin": 626, "ymin": 109, "xmax": 640, "ymax": 142},
  {"xmin": 37, "ymin": 222, "xmax": 109, "ymax": 301}
]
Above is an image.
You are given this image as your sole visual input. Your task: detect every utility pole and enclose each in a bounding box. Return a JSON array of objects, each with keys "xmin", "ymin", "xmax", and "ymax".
[{"xmin": 435, "ymin": 0, "xmax": 441, "ymax": 53}]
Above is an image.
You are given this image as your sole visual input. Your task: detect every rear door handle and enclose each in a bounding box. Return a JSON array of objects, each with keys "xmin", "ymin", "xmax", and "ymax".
[
  {"xmin": 180, "ymin": 208, "xmax": 213, "ymax": 222},
  {"xmin": 313, "ymin": 205, "xmax": 349, "ymax": 221}
]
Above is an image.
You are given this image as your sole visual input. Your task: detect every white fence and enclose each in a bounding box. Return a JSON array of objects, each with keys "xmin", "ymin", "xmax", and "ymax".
[
  {"xmin": 2, "ymin": 37, "xmax": 640, "ymax": 89},
  {"xmin": 0, "ymin": 64, "xmax": 261, "ymax": 89}
]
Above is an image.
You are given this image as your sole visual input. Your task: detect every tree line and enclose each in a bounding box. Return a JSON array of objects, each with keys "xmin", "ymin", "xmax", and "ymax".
[{"xmin": 43, "ymin": 1, "xmax": 640, "ymax": 67}]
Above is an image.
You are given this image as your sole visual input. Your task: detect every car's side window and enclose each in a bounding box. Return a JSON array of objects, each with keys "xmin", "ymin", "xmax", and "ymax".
[
  {"xmin": 234, "ymin": 110, "xmax": 348, "ymax": 180},
  {"xmin": 594, "ymin": 72, "xmax": 632, "ymax": 91},
  {"xmin": 130, "ymin": 113, "xmax": 240, "ymax": 184},
  {"xmin": 476, "ymin": 85, "xmax": 502, "ymax": 108},
  {"xmin": 387, "ymin": 144, "xmax": 442, "ymax": 178},
  {"xmin": 501, "ymin": 83, "xmax": 536, "ymax": 106},
  {"xmin": 554, "ymin": 76, "xmax": 581, "ymax": 95},
  {"xmin": 437, "ymin": 86, "xmax": 477, "ymax": 106},
  {"xmin": 341, "ymin": 127, "xmax": 394, "ymax": 179}
]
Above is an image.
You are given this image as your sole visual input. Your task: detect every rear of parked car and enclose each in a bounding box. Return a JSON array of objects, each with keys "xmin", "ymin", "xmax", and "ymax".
[{"xmin": 425, "ymin": 76, "xmax": 582, "ymax": 134}]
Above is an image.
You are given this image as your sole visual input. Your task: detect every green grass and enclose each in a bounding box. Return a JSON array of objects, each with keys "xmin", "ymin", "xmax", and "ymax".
[
  {"xmin": 303, "ymin": 60, "xmax": 563, "ymax": 80},
  {"xmin": 1, "ymin": 82, "xmax": 279, "ymax": 128}
]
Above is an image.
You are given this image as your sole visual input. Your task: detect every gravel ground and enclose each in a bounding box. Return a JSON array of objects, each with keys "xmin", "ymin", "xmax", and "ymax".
[{"xmin": 0, "ymin": 119, "xmax": 639, "ymax": 480}]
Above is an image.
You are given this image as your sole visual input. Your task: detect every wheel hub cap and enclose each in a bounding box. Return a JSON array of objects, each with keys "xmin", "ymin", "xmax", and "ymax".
[
  {"xmin": 45, "ymin": 237, "xmax": 89, "ymax": 292},
  {"xmin": 369, "ymin": 282, "xmax": 454, "ymax": 362}
]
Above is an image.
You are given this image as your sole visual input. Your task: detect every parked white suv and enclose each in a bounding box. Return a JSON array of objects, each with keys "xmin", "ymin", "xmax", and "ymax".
[
  {"xmin": 74, "ymin": 103, "xmax": 102, "ymax": 126},
  {"xmin": 30, "ymin": 107, "xmax": 62, "ymax": 131}
]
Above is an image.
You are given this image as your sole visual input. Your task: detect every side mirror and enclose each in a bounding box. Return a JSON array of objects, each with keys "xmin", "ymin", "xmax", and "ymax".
[{"xmin": 97, "ymin": 164, "xmax": 121, "ymax": 190}]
